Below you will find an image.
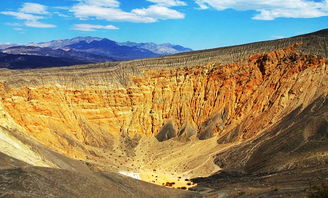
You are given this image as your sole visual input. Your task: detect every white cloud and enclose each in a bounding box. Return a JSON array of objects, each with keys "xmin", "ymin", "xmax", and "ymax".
[
  {"xmin": 194, "ymin": 0, "xmax": 328, "ymax": 20},
  {"xmin": 71, "ymin": 0, "xmax": 185, "ymax": 23},
  {"xmin": 53, "ymin": 12, "xmax": 69, "ymax": 17},
  {"xmin": 1, "ymin": 3, "xmax": 56, "ymax": 28},
  {"xmin": 272, "ymin": 35, "xmax": 286, "ymax": 39},
  {"xmin": 71, "ymin": 5, "xmax": 156, "ymax": 22},
  {"xmin": 73, "ymin": 23, "xmax": 118, "ymax": 31},
  {"xmin": 78, "ymin": 0, "xmax": 120, "ymax": 7},
  {"xmin": 5, "ymin": 22, "xmax": 22, "ymax": 27},
  {"xmin": 1, "ymin": 11, "xmax": 42, "ymax": 21},
  {"xmin": 195, "ymin": 0, "xmax": 209, "ymax": 9},
  {"xmin": 146, "ymin": 0, "xmax": 186, "ymax": 7},
  {"xmin": 132, "ymin": 5, "xmax": 185, "ymax": 20},
  {"xmin": 19, "ymin": 3, "xmax": 49, "ymax": 14},
  {"xmin": 53, "ymin": 6, "xmax": 70, "ymax": 10},
  {"xmin": 25, "ymin": 21, "xmax": 56, "ymax": 28},
  {"xmin": 13, "ymin": 27, "xmax": 24, "ymax": 31},
  {"xmin": 253, "ymin": 7, "xmax": 327, "ymax": 20}
]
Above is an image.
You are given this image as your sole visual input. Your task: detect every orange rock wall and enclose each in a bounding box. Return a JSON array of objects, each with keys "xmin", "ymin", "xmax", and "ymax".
[{"xmin": 0, "ymin": 47, "xmax": 327, "ymax": 159}]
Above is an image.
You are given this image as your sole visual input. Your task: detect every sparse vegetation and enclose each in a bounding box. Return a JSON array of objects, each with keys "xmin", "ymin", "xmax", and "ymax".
[
  {"xmin": 238, "ymin": 191, "xmax": 246, "ymax": 196},
  {"xmin": 307, "ymin": 182, "xmax": 328, "ymax": 198}
]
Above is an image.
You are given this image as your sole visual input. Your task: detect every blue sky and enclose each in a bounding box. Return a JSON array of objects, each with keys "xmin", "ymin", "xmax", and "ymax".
[{"xmin": 0, "ymin": 0, "xmax": 327, "ymax": 50}]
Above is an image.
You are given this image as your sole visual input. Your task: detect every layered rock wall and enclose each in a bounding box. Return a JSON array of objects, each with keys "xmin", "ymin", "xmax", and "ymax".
[{"xmin": 0, "ymin": 44, "xmax": 326, "ymax": 160}]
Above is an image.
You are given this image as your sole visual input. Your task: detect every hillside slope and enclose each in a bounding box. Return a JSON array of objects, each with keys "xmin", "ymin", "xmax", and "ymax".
[
  {"xmin": 0, "ymin": 152, "xmax": 198, "ymax": 198},
  {"xmin": 0, "ymin": 29, "xmax": 327, "ymax": 197}
]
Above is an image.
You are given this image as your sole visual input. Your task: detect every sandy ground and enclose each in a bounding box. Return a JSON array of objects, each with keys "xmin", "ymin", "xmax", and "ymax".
[{"xmin": 110, "ymin": 136, "xmax": 233, "ymax": 190}]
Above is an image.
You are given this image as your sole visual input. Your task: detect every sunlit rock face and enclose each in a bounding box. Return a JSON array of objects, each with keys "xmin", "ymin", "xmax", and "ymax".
[
  {"xmin": 0, "ymin": 30, "xmax": 327, "ymax": 193},
  {"xmin": 1, "ymin": 45, "xmax": 326, "ymax": 158}
]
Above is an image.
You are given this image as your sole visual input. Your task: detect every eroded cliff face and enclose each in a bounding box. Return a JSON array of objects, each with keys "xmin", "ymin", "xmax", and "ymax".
[
  {"xmin": 0, "ymin": 45, "xmax": 326, "ymax": 160},
  {"xmin": 0, "ymin": 31, "xmax": 327, "ymax": 192}
]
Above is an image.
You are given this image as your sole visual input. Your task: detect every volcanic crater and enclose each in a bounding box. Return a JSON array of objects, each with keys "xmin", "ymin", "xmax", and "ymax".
[{"xmin": 0, "ymin": 29, "xmax": 327, "ymax": 198}]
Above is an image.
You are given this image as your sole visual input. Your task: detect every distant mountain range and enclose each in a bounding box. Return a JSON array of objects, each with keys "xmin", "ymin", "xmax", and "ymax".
[
  {"xmin": 0, "ymin": 37, "xmax": 192, "ymax": 69},
  {"xmin": 0, "ymin": 52, "xmax": 90, "ymax": 69}
]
